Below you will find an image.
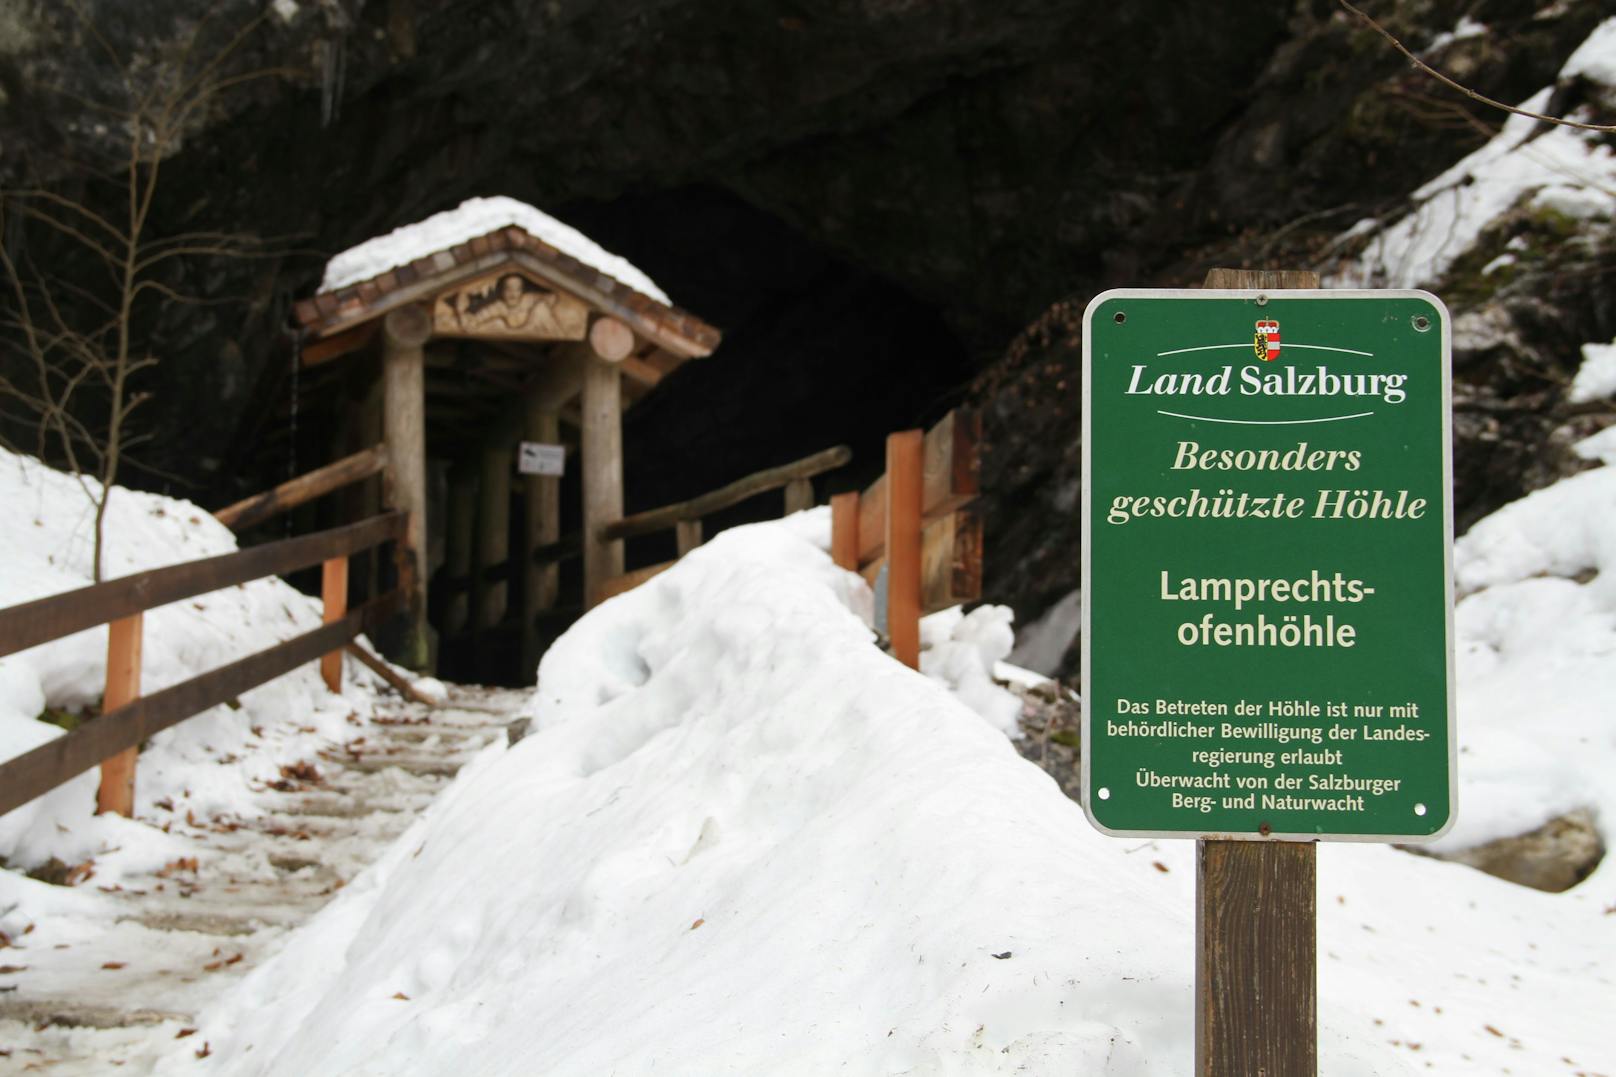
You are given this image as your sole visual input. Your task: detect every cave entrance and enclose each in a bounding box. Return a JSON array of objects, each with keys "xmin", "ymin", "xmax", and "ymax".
[{"xmin": 288, "ymin": 197, "xmax": 722, "ymax": 685}]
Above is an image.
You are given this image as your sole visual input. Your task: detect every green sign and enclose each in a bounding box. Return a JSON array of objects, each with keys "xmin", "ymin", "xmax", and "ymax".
[{"xmin": 1081, "ymin": 289, "xmax": 1455, "ymax": 842}]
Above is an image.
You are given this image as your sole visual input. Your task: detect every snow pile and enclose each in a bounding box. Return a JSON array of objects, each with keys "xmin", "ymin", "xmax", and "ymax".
[
  {"xmin": 1444, "ymin": 460, "xmax": 1616, "ymax": 854},
  {"xmin": 0, "ymin": 450, "xmax": 380, "ymax": 876},
  {"xmin": 1328, "ymin": 16, "xmax": 1616, "ymax": 289},
  {"xmin": 178, "ymin": 512, "xmax": 1612, "ymax": 1076},
  {"xmin": 319, "ymin": 195, "xmax": 672, "ymax": 304},
  {"xmin": 1569, "ymin": 340, "xmax": 1616, "ymax": 403},
  {"xmin": 920, "ymin": 603, "xmax": 1023, "ymax": 735}
]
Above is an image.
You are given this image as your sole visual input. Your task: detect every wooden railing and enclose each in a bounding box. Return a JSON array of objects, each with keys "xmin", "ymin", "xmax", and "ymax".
[
  {"xmin": 594, "ymin": 445, "xmax": 852, "ymax": 601},
  {"xmin": 214, "ymin": 444, "xmax": 388, "ymax": 532},
  {"xmin": 0, "ymin": 512, "xmax": 406, "ymax": 818},
  {"xmin": 830, "ymin": 409, "xmax": 982, "ymax": 668}
]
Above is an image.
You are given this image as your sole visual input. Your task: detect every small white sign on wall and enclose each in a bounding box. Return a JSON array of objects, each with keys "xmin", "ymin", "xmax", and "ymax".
[{"xmin": 517, "ymin": 441, "xmax": 566, "ymax": 477}]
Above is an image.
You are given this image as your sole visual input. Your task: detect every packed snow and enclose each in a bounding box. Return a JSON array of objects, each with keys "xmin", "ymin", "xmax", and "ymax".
[
  {"xmin": 125, "ymin": 507, "xmax": 1606, "ymax": 1076},
  {"xmin": 1327, "ymin": 15, "xmax": 1616, "ymax": 290},
  {"xmin": 318, "ymin": 195, "xmax": 672, "ymax": 304}
]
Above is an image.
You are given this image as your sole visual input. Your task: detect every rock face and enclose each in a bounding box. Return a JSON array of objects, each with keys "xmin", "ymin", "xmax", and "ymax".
[
  {"xmin": 1433, "ymin": 809, "xmax": 1605, "ymax": 893},
  {"xmin": 0, "ymin": 0, "xmax": 1608, "ymax": 642}
]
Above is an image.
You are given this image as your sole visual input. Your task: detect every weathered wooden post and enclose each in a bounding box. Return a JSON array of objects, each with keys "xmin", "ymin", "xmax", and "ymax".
[
  {"xmin": 830, "ymin": 492, "xmax": 860, "ymax": 571},
  {"xmin": 582, "ymin": 317, "xmax": 635, "ymax": 608},
  {"xmin": 784, "ymin": 476, "xmax": 814, "ymax": 515},
  {"xmin": 444, "ymin": 460, "xmax": 476, "ymax": 636},
  {"xmin": 320, "ymin": 555, "xmax": 349, "ymax": 692},
  {"xmin": 96, "ymin": 614, "xmax": 143, "ymax": 816},
  {"xmin": 381, "ymin": 304, "xmax": 433, "ymax": 670},
  {"xmin": 1194, "ymin": 267, "xmax": 1321, "ymax": 1077},
  {"xmin": 522, "ymin": 395, "xmax": 561, "ymax": 674},
  {"xmin": 476, "ymin": 436, "xmax": 512, "ymax": 631},
  {"xmin": 675, "ymin": 519, "xmax": 703, "ymax": 557},
  {"xmin": 885, "ymin": 431, "xmax": 923, "ymax": 669}
]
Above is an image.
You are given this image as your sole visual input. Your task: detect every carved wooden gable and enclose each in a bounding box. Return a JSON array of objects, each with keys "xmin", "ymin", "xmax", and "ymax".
[{"xmin": 432, "ymin": 269, "xmax": 590, "ymax": 341}]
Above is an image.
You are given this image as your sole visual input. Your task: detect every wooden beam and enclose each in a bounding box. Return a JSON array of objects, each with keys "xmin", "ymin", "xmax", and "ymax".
[
  {"xmin": 858, "ymin": 508, "xmax": 982, "ymax": 616},
  {"xmin": 885, "ymin": 431, "xmax": 923, "ymax": 669},
  {"xmin": 444, "ymin": 460, "xmax": 476, "ymax": 636},
  {"xmin": 675, "ymin": 519, "xmax": 703, "ymax": 557},
  {"xmin": 857, "ymin": 408, "xmax": 980, "ymax": 566},
  {"xmin": 598, "ymin": 560, "xmax": 676, "ymax": 602},
  {"xmin": 345, "ymin": 642, "xmax": 436, "ymax": 705},
  {"xmin": 301, "ymin": 322, "xmax": 379, "ymax": 367},
  {"xmin": 477, "ymin": 438, "xmax": 513, "ymax": 629},
  {"xmin": 0, "ymin": 595, "xmax": 399, "ymax": 819},
  {"xmin": 582, "ymin": 348, "xmax": 625, "ymax": 608},
  {"xmin": 95, "ymin": 614, "xmax": 143, "ymax": 816},
  {"xmin": 619, "ymin": 353, "xmax": 664, "ymax": 389},
  {"xmin": 320, "ymin": 556, "xmax": 349, "ymax": 692},
  {"xmin": 0, "ymin": 513, "xmax": 406, "ymax": 660},
  {"xmin": 523, "ymin": 402, "xmax": 561, "ymax": 675},
  {"xmin": 602, "ymin": 445, "xmax": 852, "ymax": 543},
  {"xmin": 589, "ymin": 316, "xmax": 636, "ymax": 361},
  {"xmin": 382, "ymin": 304, "xmax": 433, "ymax": 671},
  {"xmin": 830, "ymin": 492, "xmax": 859, "ymax": 571},
  {"xmin": 214, "ymin": 444, "xmax": 389, "ymax": 532}
]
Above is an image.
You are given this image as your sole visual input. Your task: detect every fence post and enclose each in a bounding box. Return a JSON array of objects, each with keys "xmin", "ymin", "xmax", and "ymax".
[
  {"xmin": 784, "ymin": 476, "xmax": 814, "ymax": 515},
  {"xmin": 675, "ymin": 519, "xmax": 703, "ymax": 557},
  {"xmin": 830, "ymin": 492, "xmax": 860, "ymax": 571},
  {"xmin": 885, "ymin": 431, "xmax": 923, "ymax": 670},
  {"xmin": 96, "ymin": 613, "xmax": 143, "ymax": 816},
  {"xmin": 321, "ymin": 555, "xmax": 349, "ymax": 692}
]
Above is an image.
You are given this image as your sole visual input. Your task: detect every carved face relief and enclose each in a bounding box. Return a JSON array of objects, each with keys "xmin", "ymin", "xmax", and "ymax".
[{"xmin": 433, "ymin": 271, "xmax": 589, "ymax": 340}]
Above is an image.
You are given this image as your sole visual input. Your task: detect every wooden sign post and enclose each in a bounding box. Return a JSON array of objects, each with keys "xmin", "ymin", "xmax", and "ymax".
[
  {"xmin": 1196, "ymin": 269, "xmax": 1320, "ymax": 1077},
  {"xmin": 1082, "ymin": 268, "xmax": 1456, "ymax": 1076}
]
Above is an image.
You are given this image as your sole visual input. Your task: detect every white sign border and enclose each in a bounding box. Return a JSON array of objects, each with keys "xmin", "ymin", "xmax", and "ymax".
[{"xmin": 1079, "ymin": 287, "xmax": 1457, "ymax": 844}]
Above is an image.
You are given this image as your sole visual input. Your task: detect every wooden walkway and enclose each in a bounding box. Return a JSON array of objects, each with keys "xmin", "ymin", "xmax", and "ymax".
[{"xmin": 0, "ymin": 685, "xmax": 525, "ymax": 1074}]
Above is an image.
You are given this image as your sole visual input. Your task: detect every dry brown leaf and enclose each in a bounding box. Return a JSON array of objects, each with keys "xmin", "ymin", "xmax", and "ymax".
[
  {"xmin": 101, "ymin": 961, "xmax": 126, "ymax": 970},
  {"xmin": 690, "ymin": 918, "xmax": 704, "ymax": 930}
]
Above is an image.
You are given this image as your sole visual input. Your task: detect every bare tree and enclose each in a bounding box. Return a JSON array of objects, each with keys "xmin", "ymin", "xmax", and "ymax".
[{"xmin": 0, "ymin": 4, "xmax": 290, "ymax": 579}]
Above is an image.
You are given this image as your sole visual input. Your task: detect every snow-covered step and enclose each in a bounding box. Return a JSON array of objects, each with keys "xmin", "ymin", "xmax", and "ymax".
[{"xmin": 0, "ymin": 683, "xmax": 524, "ymax": 1067}]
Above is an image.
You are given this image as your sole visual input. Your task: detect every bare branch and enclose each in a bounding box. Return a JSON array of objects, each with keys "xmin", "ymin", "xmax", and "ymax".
[{"xmin": 1339, "ymin": 1, "xmax": 1616, "ymax": 134}]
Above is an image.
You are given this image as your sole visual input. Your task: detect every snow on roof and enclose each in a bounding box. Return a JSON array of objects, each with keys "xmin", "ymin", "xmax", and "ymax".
[{"xmin": 319, "ymin": 195, "xmax": 672, "ymax": 306}]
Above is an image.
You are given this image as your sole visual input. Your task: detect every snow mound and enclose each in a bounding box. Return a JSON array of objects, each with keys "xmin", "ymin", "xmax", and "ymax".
[
  {"xmin": 0, "ymin": 450, "xmax": 382, "ymax": 875},
  {"xmin": 181, "ymin": 514, "xmax": 1613, "ymax": 1076},
  {"xmin": 1328, "ymin": 16, "xmax": 1616, "ymax": 289},
  {"xmin": 1445, "ymin": 462, "xmax": 1616, "ymax": 853},
  {"xmin": 319, "ymin": 195, "xmax": 671, "ymax": 304}
]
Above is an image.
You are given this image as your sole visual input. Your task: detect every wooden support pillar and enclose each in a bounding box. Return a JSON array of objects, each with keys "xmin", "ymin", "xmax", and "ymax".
[
  {"xmin": 96, "ymin": 613, "xmax": 143, "ymax": 816},
  {"xmin": 581, "ymin": 317, "xmax": 634, "ymax": 608},
  {"xmin": 784, "ymin": 476, "xmax": 814, "ymax": 515},
  {"xmin": 885, "ymin": 431, "xmax": 923, "ymax": 669},
  {"xmin": 830, "ymin": 492, "xmax": 860, "ymax": 571},
  {"xmin": 675, "ymin": 519, "xmax": 703, "ymax": 557},
  {"xmin": 522, "ymin": 400, "xmax": 561, "ymax": 676},
  {"xmin": 382, "ymin": 305, "xmax": 433, "ymax": 671},
  {"xmin": 1195, "ymin": 266, "xmax": 1321, "ymax": 1077},
  {"xmin": 444, "ymin": 460, "xmax": 476, "ymax": 636},
  {"xmin": 356, "ymin": 360, "xmax": 385, "ymax": 597},
  {"xmin": 476, "ymin": 438, "xmax": 512, "ymax": 630},
  {"xmin": 320, "ymin": 556, "xmax": 349, "ymax": 692}
]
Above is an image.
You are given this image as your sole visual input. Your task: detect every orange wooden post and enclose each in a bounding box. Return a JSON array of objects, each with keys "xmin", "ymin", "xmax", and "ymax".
[
  {"xmin": 886, "ymin": 431, "xmax": 923, "ymax": 669},
  {"xmin": 321, "ymin": 556, "xmax": 349, "ymax": 692},
  {"xmin": 96, "ymin": 613, "xmax": 143, "ymax": 816},
  {"xmin": 830, "ymin": 492, "xmax": 860, "ymax": 571}
]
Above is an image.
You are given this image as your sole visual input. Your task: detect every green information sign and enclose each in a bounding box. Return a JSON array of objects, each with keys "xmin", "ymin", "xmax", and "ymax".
[{"xmin": 1081, "ymin": 289, "xmax": 1455, "ymax": 842}]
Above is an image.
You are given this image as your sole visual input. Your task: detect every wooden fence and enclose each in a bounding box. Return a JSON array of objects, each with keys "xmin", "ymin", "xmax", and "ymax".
[
  {"xmin": 0, "ymin": 512, "xmax": 405, "ymax": 819},
  {"xmin": 593, "ymin": 444, "xmax": 852, "ymax": 602},
  {"xmin": 831, "ymin": 409, "xmax": 982, "ymax": 668}
]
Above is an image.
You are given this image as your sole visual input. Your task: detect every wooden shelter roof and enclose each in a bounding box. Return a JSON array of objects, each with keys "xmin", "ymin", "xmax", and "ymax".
[{"xmin": 292, "ymin": 223, "xmax": 721, "ymax": 360}]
